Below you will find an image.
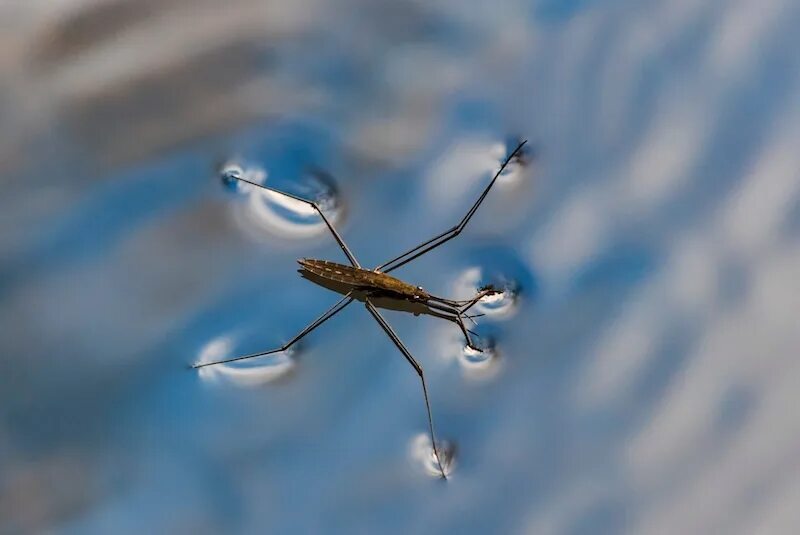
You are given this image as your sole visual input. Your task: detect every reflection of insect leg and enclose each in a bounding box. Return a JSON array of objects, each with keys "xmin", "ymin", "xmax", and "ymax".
[
  {"xmin": 376, "ymin": 140, "xmax": 528, "ymax": 273},
  {"xmin": 364, "ymin": 299, "xmax": 448, "ymax": 479},
  {"xmin": 193, "ymin": 293, "xmax": 354, "ymax": 368},
  {"xmin": 227, "ymin": 174, "xmax": 361, "ymax": 268}
]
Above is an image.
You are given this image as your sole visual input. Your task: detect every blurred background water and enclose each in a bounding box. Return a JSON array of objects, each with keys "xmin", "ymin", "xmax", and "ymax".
[{"xmin": 1, "ymin": 0, "xmax": 800, "ymax": 533}]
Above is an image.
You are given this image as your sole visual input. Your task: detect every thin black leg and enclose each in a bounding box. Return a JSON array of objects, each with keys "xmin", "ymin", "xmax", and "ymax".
[
  {"xmin": 423, "ymin": 307, "xmax": 481, "ymax": 338},
  {"xmin": 228, "ymin": 174, "xmax": 361, "ymax": 268},
  {"xmin": 425, "ymin": 300, "xmax": 482, "ymax": 350},
  {"xmin": 364, "ymin": 299, "xmax": 449, "ymax": 479},
  {"xmin": 456, "ymin": 288, "xmax": 497, "ymax": 315},
  {"xmin": 375, "ymin": 140, "xmax": 527, "ymax": 273},
  {"xmin": 428, "ymin": 288, "xmax": 497, "ymax": 313},
  {"xmin": 193, "ymin": 293, "xmax": 354, "ymax": 368}
]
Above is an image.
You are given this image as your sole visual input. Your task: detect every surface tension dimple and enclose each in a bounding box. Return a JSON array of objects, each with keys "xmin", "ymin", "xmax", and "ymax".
[{"xmin": 409, "ymin": 433, "xmax": 456, "ymax": 478}]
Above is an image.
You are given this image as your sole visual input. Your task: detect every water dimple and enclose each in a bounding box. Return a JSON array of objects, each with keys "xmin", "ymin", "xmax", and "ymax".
[
  {"xmin": 477, "ymin": 284, "xmax": 519, "ymax": 317},
  {"xmin": 221, "ymin": 160, "xmax": 345, "ymax": 240},
  {"xmin": 453, "ymin": 266, "xmax": 520, "ymax": 319},
  {"xmin": 436, "ymin": 323, "xmax": 502, "ymax": 381},
  {"xmin": 219, "ymin": 161, "xmax": 259, "ymax": 194},
  {"xmin": 461, "ymin": 335, "xmax": 501, "ymax": 380},
  {"xmin": 220, "ymin": 163, "xmax": 242, "ymax": 190},
  {"xmin": 493, "ymin": 137, "xmax": 532, "ymax": 185},
  {"xmin": 463, "ymin": 338, "xmax": 496, "ymax": 365},
  {"xmin": 194, "ymin": 336, "xmax": 295, "ymax": 387},
  {"xmin": 409, "ymin": 433, "xmax": 456, "ymax": 478}
]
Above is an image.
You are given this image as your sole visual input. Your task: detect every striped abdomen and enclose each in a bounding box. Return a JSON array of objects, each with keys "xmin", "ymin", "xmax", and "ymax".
[{"xmin": 297, "ymin": 258, "xmax": 429, "ymax": 300}]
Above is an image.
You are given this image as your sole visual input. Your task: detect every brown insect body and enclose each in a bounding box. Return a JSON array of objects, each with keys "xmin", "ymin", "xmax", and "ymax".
[{"xmin": 297, "ymin": 258, "xmax": 431, "ymax": 301}]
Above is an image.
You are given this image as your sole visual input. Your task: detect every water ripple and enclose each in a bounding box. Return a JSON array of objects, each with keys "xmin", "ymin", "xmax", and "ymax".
[{"xmin": 452, "ymin": 266, "xmax": 521, "ymax": 319}]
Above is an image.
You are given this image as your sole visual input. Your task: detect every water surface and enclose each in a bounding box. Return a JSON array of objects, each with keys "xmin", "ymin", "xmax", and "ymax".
[{"xmin": 2, "ymin": 0, "xmax": 800, "ymax": 533}]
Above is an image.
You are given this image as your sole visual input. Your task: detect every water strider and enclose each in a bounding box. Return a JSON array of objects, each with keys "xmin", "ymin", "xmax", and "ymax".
[{"xmin": 194, "ymin": 140, "xmax": 528, "ymax": 479}]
